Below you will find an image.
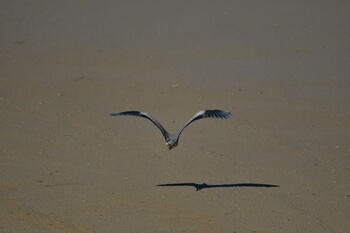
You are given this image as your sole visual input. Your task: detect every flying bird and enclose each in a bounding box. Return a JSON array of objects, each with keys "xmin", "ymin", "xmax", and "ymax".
[{"xmin": 110, "ymin": 110, "xmax": 231, "ymax": 150}]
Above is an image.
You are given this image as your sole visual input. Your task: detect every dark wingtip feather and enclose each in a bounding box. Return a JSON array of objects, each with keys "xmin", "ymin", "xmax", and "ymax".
[
  {"xmin": 110, "ymin": 111, "xmax": 142, "ymax": 117},
  {"xmin": 222, "ymin": 111, "xmax": 232, "ymax": 119},
  {"xmin": 205, "ymin": 110, "xmax": 231, "ymax": 119}
]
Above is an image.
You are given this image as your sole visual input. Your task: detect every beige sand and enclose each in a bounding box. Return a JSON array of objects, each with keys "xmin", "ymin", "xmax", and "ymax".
[{"xmin": 1, "ymin": 1, "xmax": 349, "ymax": 232}]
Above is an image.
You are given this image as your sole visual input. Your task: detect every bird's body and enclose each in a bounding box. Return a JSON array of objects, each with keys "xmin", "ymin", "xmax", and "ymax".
[{"xmin": 110, "ymin": 110, "xmax": 231, "ymax": 150}]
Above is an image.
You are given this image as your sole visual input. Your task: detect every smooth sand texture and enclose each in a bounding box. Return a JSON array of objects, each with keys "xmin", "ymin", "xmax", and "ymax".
[{"xmin": 1, "ymin": 1, "xmax": 349, "ymax": 232}]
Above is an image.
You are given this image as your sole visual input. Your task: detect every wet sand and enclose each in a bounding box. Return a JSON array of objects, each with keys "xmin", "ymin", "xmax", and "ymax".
[{"xmin": 1, "ymin": 1, "xmax": 349, "ymax": 232}]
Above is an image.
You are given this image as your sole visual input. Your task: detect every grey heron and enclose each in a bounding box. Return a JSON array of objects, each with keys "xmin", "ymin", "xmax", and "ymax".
[{"xmin": 110, "ymin": 110, "xmax": 231, "ymax": 150}]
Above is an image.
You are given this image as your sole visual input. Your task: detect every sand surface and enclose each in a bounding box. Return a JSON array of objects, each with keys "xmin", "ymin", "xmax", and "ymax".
[{"xmin": 1, "ymin": 1, "xmax": 350, "ymax": 232}]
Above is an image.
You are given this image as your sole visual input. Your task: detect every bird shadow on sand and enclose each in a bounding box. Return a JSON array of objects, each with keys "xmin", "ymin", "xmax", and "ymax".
[{"xmin": 156, "ymin": 182, "xmax": 279, "ymax": 191}]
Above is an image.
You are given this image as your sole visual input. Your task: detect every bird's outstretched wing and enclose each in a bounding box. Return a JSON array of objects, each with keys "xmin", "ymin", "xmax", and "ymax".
[
  {"xmin": 178, "ymin": 110, "xmax": 231, "ymax": 137},
  {"xmin": 110, "ymin": 111, "xmax": 169, "ymax": 139}
]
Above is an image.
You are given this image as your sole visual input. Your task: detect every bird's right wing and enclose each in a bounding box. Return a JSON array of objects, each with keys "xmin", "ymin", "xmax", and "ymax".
[
  {"xmin": 110, "ymin": 111, "xmax": 169, "ymax": 139},
  {"xmin": 178, "ymin": 110, "xmax": 231, "ymax": 137}
]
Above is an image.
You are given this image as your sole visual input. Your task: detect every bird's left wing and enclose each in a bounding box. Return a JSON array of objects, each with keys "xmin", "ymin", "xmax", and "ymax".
[
  {"xmin": 177, "ymin": 110, "xmax": 231, "ymax": 137},
  {"xmin": 110, "ymin": 111, "xmax": 169, "ymax": 139}
]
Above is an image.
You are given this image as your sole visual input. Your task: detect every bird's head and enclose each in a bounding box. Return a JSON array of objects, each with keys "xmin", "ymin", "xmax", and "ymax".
[{"xmin": 166, "ymin": 141, "xmax": 178, "ymax": 150}]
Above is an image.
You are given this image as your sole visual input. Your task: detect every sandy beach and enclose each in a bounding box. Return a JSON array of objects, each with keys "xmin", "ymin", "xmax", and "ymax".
[{"xmin": 1, "ymin": 1, "xmax": 349, "ymax": 232}]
